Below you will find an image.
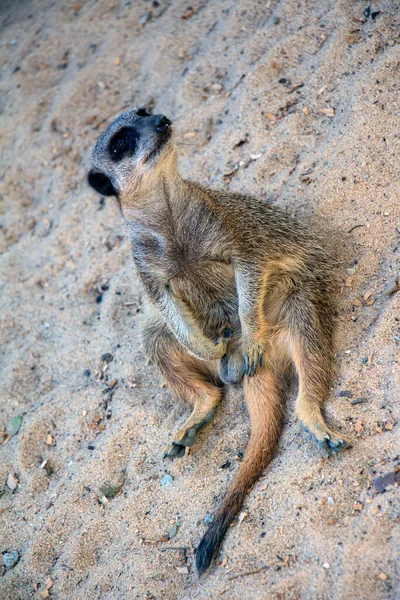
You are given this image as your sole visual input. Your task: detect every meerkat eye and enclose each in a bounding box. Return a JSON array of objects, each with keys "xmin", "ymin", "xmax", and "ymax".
[
  {"xmin": 109, "ymin": 127, "xmax": 138, "ymax": 162},
  {"xmin": 114, "ymin": 136, "xmax": 127, "ymax": 148}
]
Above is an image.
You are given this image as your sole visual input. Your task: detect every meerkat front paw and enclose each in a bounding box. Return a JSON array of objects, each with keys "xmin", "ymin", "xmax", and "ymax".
[
  {"xmin": 242, "ymin": 339, "xmax": 264, "ymax": 377},
  {"xmin": 214, "ymin": 323, "xmax": 232, "ymax": 344}
]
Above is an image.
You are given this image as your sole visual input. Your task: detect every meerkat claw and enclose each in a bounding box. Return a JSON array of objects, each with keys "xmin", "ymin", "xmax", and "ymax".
[
  {"xmin": 300, "ymin": 422, "xmax": 350, "ymax": 453},
  {"xmin": 244, "ymin": 348, "xmax": 263, "ymax": 377},
  {"xmin": 162, "ymin": 442, "xmax": 186, "ymax": 460}
]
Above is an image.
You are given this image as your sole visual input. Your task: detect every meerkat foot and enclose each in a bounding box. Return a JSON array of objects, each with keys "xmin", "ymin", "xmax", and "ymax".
[
  {"xmin": 162, "ymin": 407, "xmax": 217, "ymax": 460},
  {"xmin": 299, "ymin": 421, "xmax": 350, "ymax": 453}
]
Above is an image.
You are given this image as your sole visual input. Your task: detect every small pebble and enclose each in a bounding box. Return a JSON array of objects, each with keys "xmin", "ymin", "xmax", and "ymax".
[
  {"xmin": 323, "ymin": 563, "xmax": 330, "ymax": 569},
  {"xmin": 168, "ymin": 522, "xmax": 181, "ymax": 539},
  {"xmin": 160, "ymin": 475, "xmax": 173, "ymax": 487},
  {"xmin": 139, "ymin": 11, "xmax": 152, "ymax": 25},
  {"xmin": 327, "ymin": 497, "xmax": 335, "ymax": 505},
  {"xmin": 347, "ymin": 267, "xmax": 356, "ymax": 275},
  {"xmin": 3, "ymin": 551, "xmax": 20, "ymax": 569}
]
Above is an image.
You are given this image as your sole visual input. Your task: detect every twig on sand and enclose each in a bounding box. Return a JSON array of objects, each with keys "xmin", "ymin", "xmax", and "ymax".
[
  {"xmin": 159, "ymin": 546, "xmax": 190, "ymax": 552},
  {"xmin": 227, "ymin": 565, "xmax": 269, "ymax": 581},
  {"xmin": 347, "ymin": 224, "xmax": 366, "ymax": 233}
]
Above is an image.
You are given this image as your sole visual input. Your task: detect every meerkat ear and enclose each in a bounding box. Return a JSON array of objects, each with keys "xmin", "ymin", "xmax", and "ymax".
[{"xmin": 87, "ymin": 170, "xmax": 117, "ymax": 196}]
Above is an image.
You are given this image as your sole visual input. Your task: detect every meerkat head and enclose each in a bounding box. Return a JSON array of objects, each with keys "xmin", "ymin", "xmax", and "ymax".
[{"xmin": 88, "ymin": 107, "xmax": 175, "ymax": 200}]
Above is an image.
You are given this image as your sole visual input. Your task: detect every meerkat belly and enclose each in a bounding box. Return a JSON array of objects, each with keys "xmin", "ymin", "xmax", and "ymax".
[{"xmin": 171, "ymin": 261, "xmax": 240, "ymax": 338}]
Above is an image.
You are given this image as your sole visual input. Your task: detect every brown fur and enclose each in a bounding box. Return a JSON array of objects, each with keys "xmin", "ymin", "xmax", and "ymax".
[{"xmin": 88, "ymin": 108, "xmax": 349, "ymax": 576}]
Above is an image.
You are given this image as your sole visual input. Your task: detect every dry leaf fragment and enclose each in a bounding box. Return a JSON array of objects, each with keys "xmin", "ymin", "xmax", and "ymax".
[
  {"xmin": 355, "ymin": 419, "xmax": 364, "ymax": 433},
  {"xmin": 237, "ymin": 511, "xmax": 248, "ymax": 525},
  {"xmin": 181, "ymin": 6, "xmax": 197, "ymax": 19},
  {"xmin": 319, "ymin": 107, "xmax": 335, "ymax": 117},
  {"xmin": 45, "ymin": 578, "xmax": 54, "ymax": 590},
  {"xmin": 46, "ymin": 434, "xmax": 55, "ymax": 446},
  {"xmin": 176, "ymin": 566, "xmax": 189, "ymax": 574},
  {"xmin": 379, "ymin": 572, "xmax": 388, "ymax": 581},
  {"xmin": 348, "ymin": 34, "xmax": 362, "ymax": 44},
  {"xmin": 353, "ymin": 503, "xmax": 363, "ymax": 511},
  {"xmin": 363, "ymin": 290, "xmax": 375, "ymax": 305},
  {"xmin": 220, "ymin": 556, "xmax": 229, "ymax": 568},
  {"xmin": 266, "ymin": 112, "xmax": 276, "ymax": 121},
  {"xmin": 7, "ymin": 473, "xmax": 19, "ymax": 491},
  {"xmin": 99, "ymin": 481, "xmax": 124, "ymax": 499},
  {"xmin": 85, "ymin": 115, "xmax": 97, "ymax": 125},
  {"xmin": 384, "ymin": 422, "xmax": 394, "ymax": 431},
  {"xmin": 39, "ymin": 591, "xmax": 50, "ymax": 599},
  {"xmin": 303, "ymin": 106, "xmax": 312, "ymax": 116}
]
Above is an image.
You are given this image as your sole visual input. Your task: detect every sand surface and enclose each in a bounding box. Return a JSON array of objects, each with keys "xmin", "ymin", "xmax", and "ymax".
[{"xmin": 0, "ymin": 1, "xmax": 399, "ymax": 598}]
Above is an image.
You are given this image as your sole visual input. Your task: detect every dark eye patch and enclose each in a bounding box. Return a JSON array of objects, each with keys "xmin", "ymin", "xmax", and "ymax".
[
  {"xmin": 109, "ymin": 127, "xmax": 138, "ymax": 162},
  {"xmin": 136, "ymin": 107, "xmax": 151, "ymax": 117}
]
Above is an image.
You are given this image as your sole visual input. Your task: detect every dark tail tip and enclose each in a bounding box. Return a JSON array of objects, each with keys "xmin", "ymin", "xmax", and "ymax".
[{"xmin": 195, "ymin": 520, "xmax": 227, "ymax": 576}]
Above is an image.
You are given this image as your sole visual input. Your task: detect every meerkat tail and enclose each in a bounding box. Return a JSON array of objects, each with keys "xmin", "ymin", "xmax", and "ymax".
[{"xmin": 195, "ymin": 366, "xmax": 284, "ymax": 576}]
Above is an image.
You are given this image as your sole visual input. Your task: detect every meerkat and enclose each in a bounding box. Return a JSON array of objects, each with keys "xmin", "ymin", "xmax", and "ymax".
[{"xmin": 87, "ymin": 107, "xmax": 349, "ymax": 576}]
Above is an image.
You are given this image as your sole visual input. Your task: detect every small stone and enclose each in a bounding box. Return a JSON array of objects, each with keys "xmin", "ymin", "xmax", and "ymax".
[
  {"xmin": 379, "ymin": 572, "xmax": 388, "ymax": 580},
  {"xmin": 323, "ymin": 563, "xmax": 330, "ymax": 569},
  {"xmin": 3, "ymin": 550, "xmax": 20, "ymax": 568},
  {"xmin": 339, "ymin": 390, "xmax": 353, "ymax": 398},
  {"xmin": 273, "ymin": 16, "xmax": 280, "ymax": 24},
  {"xmin": 101, "ymin": 353, "xmax": 113, "ymax": 363},
  {"xmin": 327, "ymin": 497, "xmax": 335, "ymax": 505},
  {"xmin": 347, "ymin": 267, "xmax": 356, "ymax": 275},
  {"xmin": 160, "ymin": 475, "xmax": 173, "ymax": 487},
  {"xmin": 6, "ymin": 473, "xmax": 18, "ymax": 491},
  {"xmin": 168, "ymin": 521, "xmax": 181, "ymax": 539},
  {"xmin": 139, "ymin": 11, "xmax": 152, "ymax": 25}
]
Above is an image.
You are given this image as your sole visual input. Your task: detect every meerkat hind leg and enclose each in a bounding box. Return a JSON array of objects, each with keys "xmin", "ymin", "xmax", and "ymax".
[
  {"xmin": 142, "ymin": 318, "xmax": 222, "ymax": 459},
  {"xmin": 162, "ymin": 386, "xmax": 221, "ymax": 459},
  {"xmin": 288, "ymin": 334, "xmax": 349, "ymax": 453}
]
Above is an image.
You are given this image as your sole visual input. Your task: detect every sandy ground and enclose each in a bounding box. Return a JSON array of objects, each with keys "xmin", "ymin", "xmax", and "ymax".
[{"xmin": 0, "ymin": 0, "xmax": 399, "ymax": 598}]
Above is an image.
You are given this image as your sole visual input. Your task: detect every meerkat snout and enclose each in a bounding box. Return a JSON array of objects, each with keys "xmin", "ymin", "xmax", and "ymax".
[{"xmin": 87, "ymin": 107, "xmax": 174, "ymax": 198}]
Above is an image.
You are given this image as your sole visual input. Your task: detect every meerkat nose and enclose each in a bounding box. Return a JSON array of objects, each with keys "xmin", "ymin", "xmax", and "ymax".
[{"xmin": 153, "ymin": 115, "xmax": 171, "ymax": 132}]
